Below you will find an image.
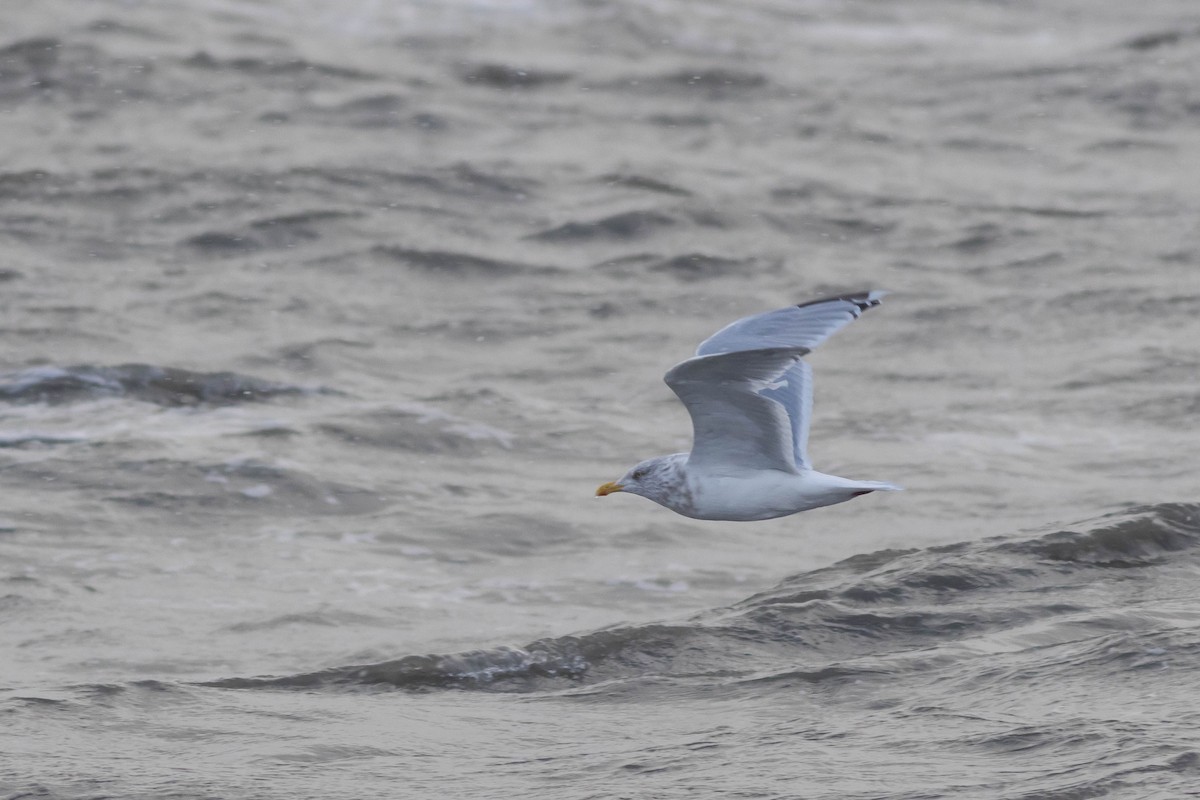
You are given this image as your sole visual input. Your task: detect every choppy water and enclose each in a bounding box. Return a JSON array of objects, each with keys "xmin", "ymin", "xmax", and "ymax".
[{"xmin": 3, "ymin": 1, "xmax": 1200, "ymax": 798}]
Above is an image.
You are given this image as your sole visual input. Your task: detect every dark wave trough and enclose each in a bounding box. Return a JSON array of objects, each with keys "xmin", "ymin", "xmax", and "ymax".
[
  {"xmin": 0, "ymin": 364, "xmax": 322, "ymax": 406},
  {"xmin": 206, "ymin": 504, "xmax": 1200, "ymax": 693}
]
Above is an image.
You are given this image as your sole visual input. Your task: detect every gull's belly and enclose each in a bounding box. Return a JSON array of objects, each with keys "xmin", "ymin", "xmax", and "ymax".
[{"xmin": 683, "ymin": 471, "xmax": 861, "ymax": 521}]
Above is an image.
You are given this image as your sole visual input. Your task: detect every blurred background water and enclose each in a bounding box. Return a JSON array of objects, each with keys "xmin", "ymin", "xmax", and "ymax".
[{"xmin": 2, "ymin": 1, "xmax": 1199, "ymax": 797}]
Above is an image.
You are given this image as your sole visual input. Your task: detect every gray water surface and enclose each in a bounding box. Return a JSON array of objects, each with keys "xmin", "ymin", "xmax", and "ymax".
[{"xmin": 3, "ymin": 1, "xmax": 1200, "ymax": 798}]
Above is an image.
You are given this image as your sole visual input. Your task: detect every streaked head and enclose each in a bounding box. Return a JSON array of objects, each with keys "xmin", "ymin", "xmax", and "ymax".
[{"xmin": 596, "ymin": 456, "xmax": 680, "ymax": 506}]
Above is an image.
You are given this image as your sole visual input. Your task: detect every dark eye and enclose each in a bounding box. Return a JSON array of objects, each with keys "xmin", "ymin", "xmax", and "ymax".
[{"xmin": 632, "ymin": 469, "xmax": 647, "ymax": 481}]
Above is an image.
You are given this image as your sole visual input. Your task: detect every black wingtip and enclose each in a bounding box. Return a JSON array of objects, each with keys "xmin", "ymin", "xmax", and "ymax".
[{"xmin": 795, "ymin": 290, "xmax": 887, "ymax": 313}]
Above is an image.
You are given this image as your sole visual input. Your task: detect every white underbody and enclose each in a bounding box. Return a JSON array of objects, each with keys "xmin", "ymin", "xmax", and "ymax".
[{"xmin": 671, "ymin": 464, "xmax": 897, "ymax": 522}]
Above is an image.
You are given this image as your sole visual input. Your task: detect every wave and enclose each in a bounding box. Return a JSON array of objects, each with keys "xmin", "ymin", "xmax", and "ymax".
[
  {"xmin": 182, "ymin": 51, "xmax": 374, "ymax": 80},
  {"xmin": 370, "ymin": 246, "xmax": 559, "ymax": 278},
  {"xmin": 205, "ymin": 503, "xmax": 1200, "ymax": 693},
  {"xmin": 105, "ymin": 457, "xmax": 387, "ymax": 517},
  {"xmin": 0, "ymin": 364, "xmax": 320, "ymax": 406},
  {"xmin": 457, "ymin": 63, "xmax": 573, "ymax": 89},
  {"xmin": 599, "ymin": 68, "xmax": 769, "ymax": 99},
  {"xmin": 527, "ymin": 210, "xmax": 678, "ymax": 243}
]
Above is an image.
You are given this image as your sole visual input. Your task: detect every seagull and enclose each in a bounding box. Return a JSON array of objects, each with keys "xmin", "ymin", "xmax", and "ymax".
[{"xmin": 596, "ymin": 291, "xmax": 901, "ymax": 521}]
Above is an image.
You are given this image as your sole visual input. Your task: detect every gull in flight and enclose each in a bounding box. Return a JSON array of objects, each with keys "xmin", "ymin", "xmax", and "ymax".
[{"xmin": 596, "ymin": 291, "xmax": 901, "ymax": 521}]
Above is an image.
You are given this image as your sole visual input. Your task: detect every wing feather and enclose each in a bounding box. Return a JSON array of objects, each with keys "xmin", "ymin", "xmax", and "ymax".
[
  {"xmin": 691, "ymin": 291, "xmax": 884, "ymax": 469},
  {"xmin": 760, "ymin": 361, "xmax": 813, "ymax": 470},
  {"xmin": 695, "ymin": 291, "xmax": 886, "ymax": 357},
  {"xmin": 664, "ymin": 347, "xmax": 809, "ymax": 474}
]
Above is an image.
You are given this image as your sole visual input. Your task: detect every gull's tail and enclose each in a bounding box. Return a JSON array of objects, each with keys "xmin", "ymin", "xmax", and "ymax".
[{"xmin": 848, "ymin": 480, "xmax": 904, "ymax": 495}]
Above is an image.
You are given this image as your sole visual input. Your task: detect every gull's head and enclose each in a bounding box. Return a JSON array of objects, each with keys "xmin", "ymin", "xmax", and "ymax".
[{"xmin": 596, "ymin": 456, "xmax": 680, "ymax": 506}]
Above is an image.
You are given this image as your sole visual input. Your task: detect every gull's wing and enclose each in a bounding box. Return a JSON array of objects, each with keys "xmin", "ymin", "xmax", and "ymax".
[
  {"xmin": 693, "ymin": 291, "xmax": 886, "ymax": 470},
  {"xmin": 695, "ymin": 291, "xmax": 886, "ymax": 357},
  {"xmin": 766, "ymin": 361, "xmax": 813, "ymax": 470},
  {"xmin": 664, "ymin": 347, "xmax": 809, "ymax": 474}
]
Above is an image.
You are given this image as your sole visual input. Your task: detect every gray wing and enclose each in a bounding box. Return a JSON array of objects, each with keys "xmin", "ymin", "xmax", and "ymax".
[
  {"xmin": 763, "ymin": 361, "xmax": 813, "ymax": 470},
  {"xmin": 664, "ymin": 347, "xmax": 809, "ymax": 475},
  {"xmin": 694, "ymin": 291, "xmax": 885, "ymax": 471},
  {"xmin": 695, "ymin": 291, "xmax": 886, "ymax": 357}
]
